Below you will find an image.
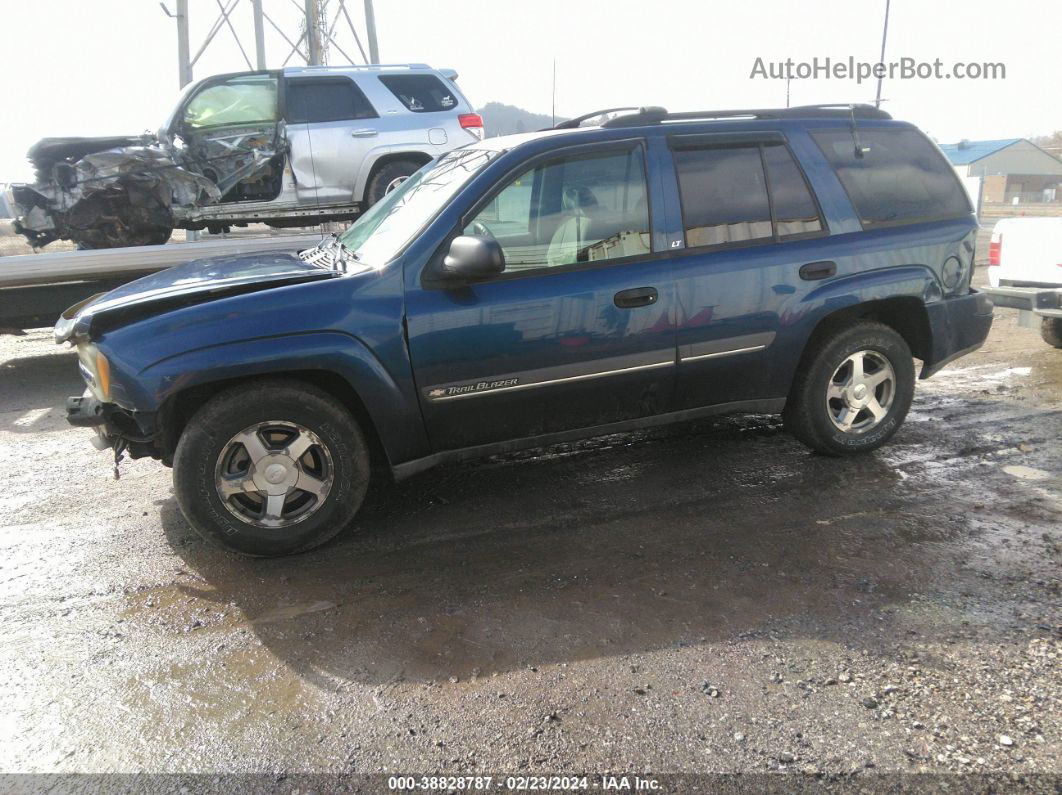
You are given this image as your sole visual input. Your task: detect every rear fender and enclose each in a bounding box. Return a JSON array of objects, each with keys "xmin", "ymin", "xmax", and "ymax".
[{"xmin": 769, "ymin": 265, "xmax": 938, "ymax": 394}]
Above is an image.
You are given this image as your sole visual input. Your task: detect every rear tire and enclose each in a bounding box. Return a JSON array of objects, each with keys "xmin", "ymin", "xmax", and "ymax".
[
  {"xmin": 365, "ymin": 159, "xmax": 421, "ymax": 206},
  {"xmin": 173, "ymin": 380, "xmax": 371, "ymax": 556},
  {"xmin": 1040, "ymin": 317, "xmax": 1062, "ymax": 349},
  {"xmin": 784, "ymin": 321, "xmax": 915, "ymax": 456}
]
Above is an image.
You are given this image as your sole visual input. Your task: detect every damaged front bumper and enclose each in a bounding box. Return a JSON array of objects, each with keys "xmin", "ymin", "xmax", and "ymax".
[{"xmin": 66, "ymin": 393, "xmax": 161, "ymax": 461}]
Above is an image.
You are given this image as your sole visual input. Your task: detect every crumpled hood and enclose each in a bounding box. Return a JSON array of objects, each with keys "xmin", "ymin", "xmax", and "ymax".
[{"xmin": 56, "ymin": 249, "xmax": 339, "ymax": 342}]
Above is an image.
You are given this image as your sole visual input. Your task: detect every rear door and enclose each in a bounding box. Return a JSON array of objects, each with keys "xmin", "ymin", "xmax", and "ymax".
[
  {"xmin": 404, "ymin": 140, "xmax": 677, "ymax": 451},
  {"xmin": 665, "ymin": 133, "xmax": 829, "ymax": 410},
  {"xmin": 284, "ymin": 75, "xmax": 378, "ymax": 205}
]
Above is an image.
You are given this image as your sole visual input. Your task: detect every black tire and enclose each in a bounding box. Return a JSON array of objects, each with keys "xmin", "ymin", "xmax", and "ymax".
[
  {"xmin": 173, "ymin": 380, "xmax": 371, "ymax": 556},
  {"xmin": 365, "ymin": 159, "xmax": 421, "ymax": 206},
  {"xmin": 784, "ymin": 321, "xmax": 915, "ymax": 456},
  {"xmin": 1041, "ymin": 317, "xmax": 1062, "ymax": 349}
]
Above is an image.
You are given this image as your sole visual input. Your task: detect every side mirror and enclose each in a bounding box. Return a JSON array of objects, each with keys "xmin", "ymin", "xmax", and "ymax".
[{"xmin": 441, "ymin": 235, "xmax": 505, "ymax": 279}]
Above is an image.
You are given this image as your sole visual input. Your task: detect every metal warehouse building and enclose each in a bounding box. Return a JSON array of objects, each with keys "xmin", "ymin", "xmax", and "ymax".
[{"xmin": 940, "ymin": 138, "xmax": 1062, "ymax": 205}]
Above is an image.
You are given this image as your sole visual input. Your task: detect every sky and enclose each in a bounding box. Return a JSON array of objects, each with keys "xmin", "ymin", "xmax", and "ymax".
[{"xmin": 1, "ymin": 0, "xmax": 1059, "ymax": 182}]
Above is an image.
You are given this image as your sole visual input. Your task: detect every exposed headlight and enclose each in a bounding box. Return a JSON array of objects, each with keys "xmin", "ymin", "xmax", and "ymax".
[{"xmin": 77, "ymin": 343, "xmax": 111, "ymax": 401}]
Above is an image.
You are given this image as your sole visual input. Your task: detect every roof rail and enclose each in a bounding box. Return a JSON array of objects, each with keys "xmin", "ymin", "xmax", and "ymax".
[
  {"xmin": 285, "ymin": 63, "xmax": 433, "ymax": 72},
  {"xmin": 555, "ymin": 104, "xmax": 890, "ymax": 129}
]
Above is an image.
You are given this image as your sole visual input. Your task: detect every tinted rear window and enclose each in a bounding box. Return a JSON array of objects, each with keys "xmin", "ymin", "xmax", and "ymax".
[
  {"xmin": 378, "ymin": 74, "xmax": 458, "ymax": 113},
  {"xmin": 672, "ymin": 142, "xmax": 824, "ymax": 248},
  {"xmin": 762, "ymin": 143, "xmax": 823, "ymax": 237},
  {"xmin": 674, "ymin": 146, "xmax": 773, "ymax": 248},
  {"xmin": 811, "ymin": 128, "xmax": 971, "ymax": 227},
  {"xmin": 286, "ymin": 77, "xmax": 376, "ymax": 123}
]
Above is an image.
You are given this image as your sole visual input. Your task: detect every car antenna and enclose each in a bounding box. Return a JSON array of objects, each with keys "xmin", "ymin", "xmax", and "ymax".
[{"xmin": 850, "ymin": 104, "xmax": 870, "ymax": 160}]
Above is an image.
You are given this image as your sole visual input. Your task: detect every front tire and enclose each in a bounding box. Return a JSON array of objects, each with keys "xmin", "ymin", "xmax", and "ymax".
[
  {"xmin": 784, "ymin": 321, "xmax": 915, "ymax": 456},
  {"xmin": 173, "ymin": 380, "xmax": 371, "ymax": 556}
]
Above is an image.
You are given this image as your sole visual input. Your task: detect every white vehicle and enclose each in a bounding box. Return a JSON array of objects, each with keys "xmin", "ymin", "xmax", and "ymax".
[
  {"xmin": 983, "ymin": 217, "xmax": 1062, "ymax": 348},
  {"xmin": 10, "ymin": 64, "xmax": 483, "ymax": 249}
]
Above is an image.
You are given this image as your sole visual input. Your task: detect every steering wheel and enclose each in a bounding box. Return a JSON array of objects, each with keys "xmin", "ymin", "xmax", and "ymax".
[{"xmin": 469, "ymin": 221, "xmax": 498, "ymax": 242}]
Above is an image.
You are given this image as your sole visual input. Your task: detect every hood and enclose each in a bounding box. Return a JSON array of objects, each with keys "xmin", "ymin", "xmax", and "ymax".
[{"xmin": 56, "ymin": 249, "xmax": 339, "ymax": 343}]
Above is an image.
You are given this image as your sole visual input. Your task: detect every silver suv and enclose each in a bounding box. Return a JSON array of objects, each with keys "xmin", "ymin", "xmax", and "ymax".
[{"xmin": 11, "ymin": 64, "xmax": 481, "ymax": 249}]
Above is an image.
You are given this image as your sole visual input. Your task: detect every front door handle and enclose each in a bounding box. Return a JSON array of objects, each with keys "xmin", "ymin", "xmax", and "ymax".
[
  {"xmin": 614, "ymin": 287, "xmax": 658, "ymax": 308},
  {"xmin": 799, "ymin": 260, "xmax": 836, "ymax": 280},
  {"xmin": 351, "ymin": 128, "xmax": 378, "ymax": 137}
]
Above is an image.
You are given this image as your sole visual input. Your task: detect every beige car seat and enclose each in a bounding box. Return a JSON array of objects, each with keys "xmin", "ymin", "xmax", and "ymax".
[{"xmin": 547, "ymin": 186, "xmax": 599, "ymax": 266}]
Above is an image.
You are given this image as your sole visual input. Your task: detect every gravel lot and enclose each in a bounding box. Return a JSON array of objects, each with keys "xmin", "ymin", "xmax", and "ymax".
[{"xmin": 0, "ymin": 304, "xmax": 1058, "ymax": 788}]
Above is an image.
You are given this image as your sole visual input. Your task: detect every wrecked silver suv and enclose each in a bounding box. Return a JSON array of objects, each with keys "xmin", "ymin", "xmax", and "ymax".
[{"xmin": 10, "ymin": 64, "xmax": 482, "ymax": 249}]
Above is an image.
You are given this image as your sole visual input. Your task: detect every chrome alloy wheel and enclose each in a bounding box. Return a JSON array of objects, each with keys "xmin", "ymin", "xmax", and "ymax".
[
  {"xmin": 825, "ymin": 350, "xmax": 896, "ymax": 434},
  {"xmin": 214, "ymin": 421, "xmax": 334, "ymax": 528},
  {"xmin": 383, "ymin": 175, "xmax": 409, "ymax": 194}
]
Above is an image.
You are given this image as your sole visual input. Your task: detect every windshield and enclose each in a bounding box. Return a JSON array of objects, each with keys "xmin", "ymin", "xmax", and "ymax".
[{"xmin": 340, "ymin": 148, "xmax": 500, "ymax": 266}]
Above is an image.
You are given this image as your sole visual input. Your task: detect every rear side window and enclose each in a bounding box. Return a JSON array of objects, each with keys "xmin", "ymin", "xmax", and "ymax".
[
  {"xmin": 762, "ymin": 144, "xmax": 823, "ymax": 237},
  {"xmin": 286, "ymin": 77, "xmax": 376, "ymax": 123},
  {"xmin": 811, "ymin": 128, "xmax": 971, "ymax": 227},
  {"xmin": 672, "ymin": 142, "xmax": 823, "ymax": 248},
  {"xmin": 379, "ymin": 74, "xmax": 457, "ymax": 113}
]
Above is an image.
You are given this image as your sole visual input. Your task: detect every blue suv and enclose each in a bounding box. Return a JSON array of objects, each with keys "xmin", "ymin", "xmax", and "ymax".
[{"xmin": 59, "ymin": 104, "xmax": 993, "ymax": 556}]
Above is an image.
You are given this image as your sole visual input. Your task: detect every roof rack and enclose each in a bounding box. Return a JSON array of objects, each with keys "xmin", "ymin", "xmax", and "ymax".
[
  {"xmin": 555, "ymin": 104, "xmax": 891, "ymax": 130},
  {"xmin": 285, "ymin": 63, "xmax": 433, "ymax": 72}
]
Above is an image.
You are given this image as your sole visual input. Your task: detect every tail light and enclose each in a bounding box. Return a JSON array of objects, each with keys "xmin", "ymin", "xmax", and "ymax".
[
  {"xmin": 988, "ymin": 233, "xmax": 1002, "ymax": 266},
  {"xmin": 459, "ymin": 113, "xmax": 484, "ymax": 140}
]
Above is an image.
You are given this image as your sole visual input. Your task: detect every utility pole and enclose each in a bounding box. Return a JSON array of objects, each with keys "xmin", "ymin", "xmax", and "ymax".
[
  {"xmin": 175, "ymin": 0, "xmax": 192, "ymax": 88},
  {"xmin": 305, "ymin": 0, "xmax": 324, "ymax": 65},
  {"xmin": 251, "ymin": 0, "xmax": 267, "ymax": 70},
  {"xmin": 874, "ymin": 0, "xmax": 891, "ymax": 108},
  {"xmin": 363, "ymin": 0, "xmax": 379, "ymax": 63}
]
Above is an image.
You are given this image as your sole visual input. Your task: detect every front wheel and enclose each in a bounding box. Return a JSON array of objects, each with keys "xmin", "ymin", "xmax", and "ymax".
[
  {"xmin": 173, "ymin": 380, "xmax": 371, "ymax": 556},
  {"xmin": 784, "ymin": 321, "xmax": 915, "ymax": 456}
]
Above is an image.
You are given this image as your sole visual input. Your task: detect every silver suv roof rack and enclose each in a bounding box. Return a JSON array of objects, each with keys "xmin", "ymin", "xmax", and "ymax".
[{"xmin": 555, "ymin": 104, "xmax": 891, "ymax": 130}]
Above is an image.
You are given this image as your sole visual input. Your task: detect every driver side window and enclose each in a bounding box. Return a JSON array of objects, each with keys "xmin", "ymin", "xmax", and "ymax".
[{"xmin": 465, "ymin": 147, "xmax": 651, "ymax": 272}]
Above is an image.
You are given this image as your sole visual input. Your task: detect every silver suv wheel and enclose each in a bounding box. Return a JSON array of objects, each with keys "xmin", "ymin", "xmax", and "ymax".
[
  {"xmin": 825, "ymin": 350, "xmax": 896, "ymax": 434},
  {"xmin": 384, "ymin": 175, "xmax": 409, "ymax": 194},
  {"xmin": 214, "ymin": 420, "xmax": 334, "ymax": 529}
]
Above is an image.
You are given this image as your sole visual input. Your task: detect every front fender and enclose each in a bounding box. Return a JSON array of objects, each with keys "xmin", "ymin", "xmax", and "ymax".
[{"xmin": 134, "ymin": 331, "xmax": 429, "ymax": 465}]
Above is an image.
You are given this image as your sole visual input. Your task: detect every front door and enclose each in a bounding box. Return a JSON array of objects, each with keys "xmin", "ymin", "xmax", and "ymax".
[
  {"xmin": 284, "ymin": 76, "xmax": 378, "ymax": 206},
  {"xmin": 405, "ymin": 142, "xmax": 677, "ymax": 451}
]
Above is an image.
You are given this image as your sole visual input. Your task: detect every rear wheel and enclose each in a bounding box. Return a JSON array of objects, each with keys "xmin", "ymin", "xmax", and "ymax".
[
  {"xmin": 365, "ymin": 159, "xmax": 421, "ymax": 206},
  {"xmin": 1040, "ymin": 317, "xmax": 1062, "ymax": 349},
  {"xmin": 784, "ymin": 321, "xmax": 915, "ymax": 455},
  {"xmin": 173, "ymin": 380, "xmax": 371, "ymax": 556}
]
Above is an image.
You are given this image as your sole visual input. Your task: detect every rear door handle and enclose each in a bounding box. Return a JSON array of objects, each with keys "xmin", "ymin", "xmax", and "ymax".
[
  {"xmin": 799, "ymin": 260, "xmax": 836, "ymax": 280},
  {"xmin": 614, "ymin": 287, "xmax": 658, "ymax": 308},
  {"xmin": 351, "ymin": 128, "xmax": 378, "ymax": 137}
]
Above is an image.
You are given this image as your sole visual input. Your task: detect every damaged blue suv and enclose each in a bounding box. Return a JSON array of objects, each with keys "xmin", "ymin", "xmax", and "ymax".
[{"xmin": 59, "ymin": 104, "xmax": 993, "ymax": 556}]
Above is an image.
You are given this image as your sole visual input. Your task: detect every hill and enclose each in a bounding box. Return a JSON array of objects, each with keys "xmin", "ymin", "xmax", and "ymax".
[{"xmin": 478, "ymin": 102, "xmax": 566, "ymax": 137}]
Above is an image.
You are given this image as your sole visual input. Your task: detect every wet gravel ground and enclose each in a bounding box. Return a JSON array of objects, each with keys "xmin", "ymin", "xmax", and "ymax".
[{"xmin": 0, "ymin": 307, "xmax": 1059, "ymax": 785}]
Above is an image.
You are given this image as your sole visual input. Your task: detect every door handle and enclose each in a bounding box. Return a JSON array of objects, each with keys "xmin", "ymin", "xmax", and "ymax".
[
  {"xmin": 614, "ymin": 287, "xmax": 658, "ymax": 308},
  {"xmin": 351, "ymin": 128, "xmax": 378, "ymax": 137},
  {"xmin": 799, "ymin": 260, "xmax": 836, "ymax": 280}
]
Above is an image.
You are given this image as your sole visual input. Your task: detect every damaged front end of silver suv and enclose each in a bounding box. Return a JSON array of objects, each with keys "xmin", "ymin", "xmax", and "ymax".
[
  {"xmin": 11, "ymin": 136, "xmax": 224, "ymax": 249},
  {"xmin": 11, "ymin": 71, "xmax": 287, "ymax": 249}
]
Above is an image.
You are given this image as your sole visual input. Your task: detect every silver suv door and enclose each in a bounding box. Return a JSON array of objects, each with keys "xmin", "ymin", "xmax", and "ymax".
[{"xmin": 284, "ymin": 75, "xmax": 379, "ymax": 206}]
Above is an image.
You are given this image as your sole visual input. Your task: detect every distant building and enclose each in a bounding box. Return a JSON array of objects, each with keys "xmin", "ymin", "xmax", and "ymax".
[{"xmin": 939, "ymin": 138, "xmax": 1062, "ymax": 204}]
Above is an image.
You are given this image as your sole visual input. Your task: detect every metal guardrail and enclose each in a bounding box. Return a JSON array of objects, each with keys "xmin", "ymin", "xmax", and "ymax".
[{"xmin": 0, "ymin": 234, "xmax": 321, "ymax": 288}]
